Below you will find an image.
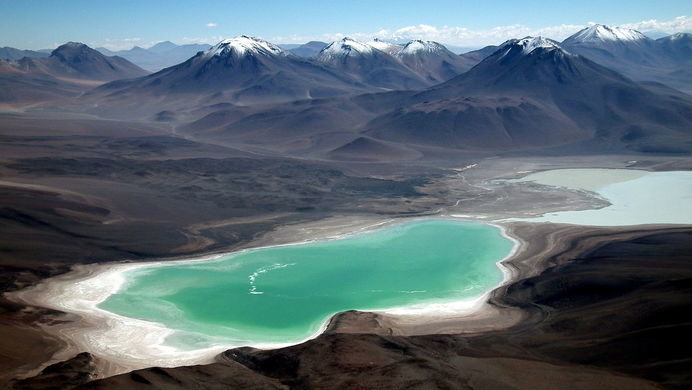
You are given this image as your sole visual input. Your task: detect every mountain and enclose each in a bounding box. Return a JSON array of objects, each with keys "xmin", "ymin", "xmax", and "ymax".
[
  {"xmin": 96, "ymin": 42, "xmax": 212, "ymax": 71},
  {"xmin": 363, "ymin": 36, "xmax": 692, "ymax": 153},
  {"xmin": 562, "ymin": 24, "xmax": 657, "ymax": 64},
  {"xmin": 286, "ymin": 41, "xmax": 328, "ymax": 57},
  {"xmin": 0, "ymin": 47, "xmax": 50, "ymax": 61},
  {"xmin": 14, "ymin": 42, "xmax": 148, "ymax": 81},
  {"xmin": 148, "ymin": 41, "xmax": 179, "ymax": 53},
  {"xmin": 86, "ymin": 36, "xmax": 371, "ymax": 114},
  {"xmin": 563, "ymin": 24, "xmax": 650, "ymax": 45},
  {"xmin": 395, "ymin": 40, "xmax": 476, "ymax": 83},
  {"xmin": 656, "ymin": 33, "xmax": 692, "ymax": 62},
  {"xmin": 561, "ymin": 24, "xmax": 691, "ymax": 92},
  {"xmin": 315, "ymin": 37, "xmax": 429, "ymax": 90}
]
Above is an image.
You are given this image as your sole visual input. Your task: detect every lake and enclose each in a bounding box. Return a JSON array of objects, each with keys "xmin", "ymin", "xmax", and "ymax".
[{"xmin": 99, "ymin": 219, "xmax": 514, "ymax": 350}]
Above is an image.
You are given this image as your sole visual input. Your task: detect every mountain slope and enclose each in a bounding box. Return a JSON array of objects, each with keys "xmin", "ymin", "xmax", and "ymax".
[
  {"xmin": 656, "ymin": 33, "xmax": 692, "ymax": 61},
  {"xmin": 0, "ymin": 59, "xmax": 88, "ymax": 105},
  {"xmin": 326, "ymin": 136, "xmax": 422, "ymax": 161},
  {"xmin": 15, "ymin": 42, "xmax": 148, "ymax": 81},
  {"xmin": 364, "ymin": 37, "xmax": 692, "ymax": 153}
]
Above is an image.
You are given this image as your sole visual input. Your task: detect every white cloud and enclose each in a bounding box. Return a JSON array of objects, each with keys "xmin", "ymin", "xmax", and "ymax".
[
  {"xmin": 206, "ymin": 23, "xmax": 218, "ymax": 28},
  {"xmin": 270, "ymin": 16, "xmax": 690, "ymax": 47},
  {"xmin": 92, "ymin": 16, "xmax": 691, "ymax": 51},
  {"xmin": 620, "ymin": 15, "xmax": 691, "ymax": 34},
  {"xmin": 269, "ymin": 24, "xmax": 577, "ymax": 47},
  {"xmin": 178, "ymin": 36, "xmax": 225, "ymax": 45}
]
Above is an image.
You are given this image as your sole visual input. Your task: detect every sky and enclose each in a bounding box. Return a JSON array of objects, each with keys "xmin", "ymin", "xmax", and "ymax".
[{"xmin": 1, "ymin": 0, "xmax": 691, "ymax": 50}]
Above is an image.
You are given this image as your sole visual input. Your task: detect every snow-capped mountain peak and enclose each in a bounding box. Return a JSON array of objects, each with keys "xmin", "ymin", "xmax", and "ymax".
[
  {"xmin": 206, "ymin": 36, "xmax": 285, "ymax": 58},
  {"xmin": 367, "ymin": 38, "xmax": 402, "ymax": 54},
  {"xmin": 398, "ymin": 40, "xmax": 446, "ymax": 55},
  {"xmin": 506, "ymin": 36, "xmax": 564, "ymax": 55},
  {"xmin": 318, "ymin": 37, "xmax": 375, "ymax": 60},
  {"xmin": 667, "ymin": 32, "xmax": 690, "ymax": 41},
  {"xmin": 566, "ymin": 24, "xmax": 648, "ymax": 43}
]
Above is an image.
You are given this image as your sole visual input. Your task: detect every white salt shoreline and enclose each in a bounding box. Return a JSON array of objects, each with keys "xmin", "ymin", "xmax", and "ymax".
[{"xmin": 9, "ymin": 216, "xmax": 521, "ymax": 378}]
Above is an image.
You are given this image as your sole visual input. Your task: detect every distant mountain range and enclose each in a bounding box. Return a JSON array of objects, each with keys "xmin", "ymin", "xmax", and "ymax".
[
  {"xmin": 173, "ymin": 36, "xmax": 692, "ymax": 158},
  {"xmin": 2, "ymin": 26, "xmax": 691, "ymax": 158},
  {"xmin": 15, "ymin": 42, "xmax": 148, "ymax": 81},
  {"xmin": 83, "ymin": 36, "xmax": 484, "ymax": 113},
  {"xmin": 0, "ymin": 42, "xmax": 147, "ymax": 104},
  {"xmin": 96, "ymin": 41, "xmax": 212, "ymax": 71},
  {"xmin": 364, "ymin": 36, "xmax": 692, "ymax": 154},
  {"xmin": 0, "ymin": 47, "xmax": 49, "ymax": 61},
  {"xmin": 280, "ymin": 41, "xmax": 329, "ymax": 57},
  {"xmin": 85, "ymin": 36, "xmax": 371, "ymax": 113}
]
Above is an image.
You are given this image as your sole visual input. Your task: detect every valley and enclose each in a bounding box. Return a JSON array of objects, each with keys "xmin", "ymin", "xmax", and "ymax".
[{"xmin": 0, "ymin": 15, "xmax": 691, "ymax": 390}]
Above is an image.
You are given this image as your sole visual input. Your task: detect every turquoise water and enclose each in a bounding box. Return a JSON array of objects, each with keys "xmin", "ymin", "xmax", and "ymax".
[
  {"xmin": 514, "ymin": 170, "xmax": 692, "ymax": 226},
  {"xmin": 99, "ymin": 220, "xmax": 513, "ymax": 349}
]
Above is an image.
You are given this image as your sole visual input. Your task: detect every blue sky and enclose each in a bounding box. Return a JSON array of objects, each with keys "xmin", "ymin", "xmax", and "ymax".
[{"xmin": 1, "ymin": 0, "xmax": 690, "ymax": 49}]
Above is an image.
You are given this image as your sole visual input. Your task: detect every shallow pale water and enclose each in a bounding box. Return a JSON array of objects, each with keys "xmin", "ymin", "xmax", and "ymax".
[
  {"xmin": 513, "ymin": 169, "xmax": 692, "ymax": 226},
  {"xmin": 100, "ymin": 220, "xmax": 514, "ymax": 349}
]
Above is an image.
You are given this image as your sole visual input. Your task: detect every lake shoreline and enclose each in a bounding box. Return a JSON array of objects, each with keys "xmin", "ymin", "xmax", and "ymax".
[{"xmin": 9, "ymin": 216, "xmax": 521, "ymax": 379}]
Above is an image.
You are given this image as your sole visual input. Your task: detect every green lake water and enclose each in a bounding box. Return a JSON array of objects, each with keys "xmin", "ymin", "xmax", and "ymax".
[{"xmin": 99, "ymin": 219, "xmax": 514, "ymax": 349}]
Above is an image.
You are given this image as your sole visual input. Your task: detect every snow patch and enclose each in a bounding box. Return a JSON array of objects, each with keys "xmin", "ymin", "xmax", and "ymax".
[
  {"xmin": 398, "ymin": 40, "xmax": 446, "ymax": 56},
  {"xmin": 367, "ymin": 38, "xmax": 402, "ymax": 54},
  {"xmin": 567, "ymin": 24, "xmax": 648, "ymax": 43},
  {"xmin": 666, "ymin": 32, "xmax": 689, "ymax": 41},
  {"xmin": 516, "ymin": 36, "xmax": 562, "ymax": 54},
  {"xmin": 206, "ymin": 36, "xmax": 285, "ymax": 58},
  {"xmin": 316, "ymin": 37, "xmax": 375, "ymax": 61}
]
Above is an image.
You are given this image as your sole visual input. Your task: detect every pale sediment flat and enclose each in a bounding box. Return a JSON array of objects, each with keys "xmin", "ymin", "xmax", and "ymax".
[
  {"xmin": 505, "ymin": 168, "xmax": 648, "ymax": 192},
  {"xmin": 507, "ymin": 169, "xmax": 692, "ymax": 226}
]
